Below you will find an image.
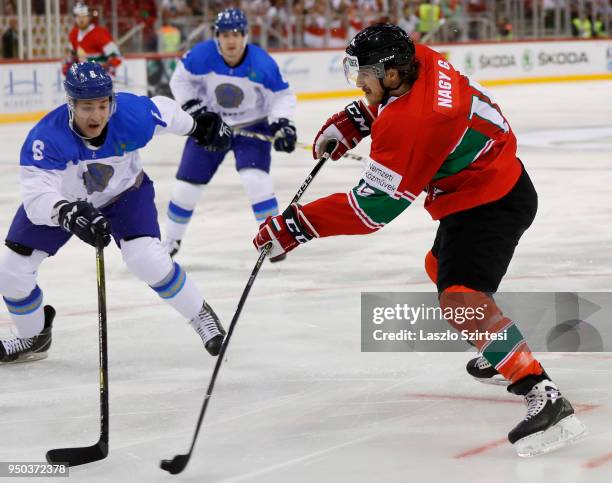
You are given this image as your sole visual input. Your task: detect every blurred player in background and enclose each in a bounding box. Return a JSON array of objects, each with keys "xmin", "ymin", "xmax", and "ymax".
[
  {"xmin": 0, "ymin": 62, "xmax": 231, "ymax": 364},
  {"xmin": 62, "ymin": 3, "xmax": 122, "ymax": 76},
  {"xmin": 162, "ymin": 7, "xmax": 297, "ymax": 262},
  {"xmin": 253, "ymin": 24, "xmax": 586, "ymax": 457}
]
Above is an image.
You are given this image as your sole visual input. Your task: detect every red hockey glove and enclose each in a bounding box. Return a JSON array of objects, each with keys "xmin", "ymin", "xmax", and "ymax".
[
  {"xmin": 253, "ymin": 204, "xmax": 317, "ymax": 260},
  {"xmin": 312, "ymin": 100, "xmax": 376, "ymax": 161}
]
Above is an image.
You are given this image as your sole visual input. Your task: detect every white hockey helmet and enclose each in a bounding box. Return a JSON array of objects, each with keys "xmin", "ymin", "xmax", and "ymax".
[{"xmin": 73, "ymin": 2, "xmax": 90, "ymax": 17}]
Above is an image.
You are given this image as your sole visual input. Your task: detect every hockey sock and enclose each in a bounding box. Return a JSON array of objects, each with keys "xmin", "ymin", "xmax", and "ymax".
[
  {"xmin": 440, "ymin": 286, "xmax": 543, "ymax": 383},
  {"xmin": 165, "ymin": 180, "xmax": 203, "ymax": 241},
  {"xmin": 3, "ymin": 285, "xmax": 45, "ymax": 338},
  {"xmin": 121, "ymin": 237, "xmax": 204, "ymax": 320},
  {"xmin": 424, "ymin": 250, "xmax": 438, "ymax": 285},
  {"xmin": 238, "ymin": 168, "xmax": 279, "ymax": 222},
  {"xmin": 252, "ymin": 198, "xmax": 279, "ymax": 222},
  {"xmin": 150, "ymin": 262, "xmax": 204, "ymax": 320}
]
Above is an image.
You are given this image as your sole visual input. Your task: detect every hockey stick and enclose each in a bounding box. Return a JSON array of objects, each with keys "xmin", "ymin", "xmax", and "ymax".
[
  {"xmin": 159, "ymin": 139, "xmax": 339, "ymax": 475},
  {"xmin": 46, "ymin": 237, "xmax": 109, "ymax": 467},
  {"xmin": 233, "ymin": 127, "xmax": 367, "ymax": 163}
]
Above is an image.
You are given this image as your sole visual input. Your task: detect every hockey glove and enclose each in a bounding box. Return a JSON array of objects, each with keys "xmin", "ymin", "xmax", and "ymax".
[
  {"xmin": 253, "ymin": 204, "xmax": 317, "ymax": 260},
  {"xmin": 189, "ymin": 111, "xmax": 232, "ymax": 152},
  {"xmin": 269, "ymin": 118, "xmax": 297, "ymax": 153},
  {"xmin": 313, "ymin": 100, "xmax": 376, "ymax": 160},
  {"xmin": 181, "ymin": 98, "xmax": 207, "ymax": 118},
  {"xmin": 54, "ymin": 200, "xmax": 111, "ymax": 248}
]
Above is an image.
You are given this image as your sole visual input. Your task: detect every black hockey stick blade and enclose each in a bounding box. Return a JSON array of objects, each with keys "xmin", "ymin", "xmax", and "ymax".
[
  {"xmin": 160, "ymin": 454, "xmax": 189, "ymax": 475},
  {"xmin": 46, "ymin": 441, "xmax": 108, "ymax": 467}
]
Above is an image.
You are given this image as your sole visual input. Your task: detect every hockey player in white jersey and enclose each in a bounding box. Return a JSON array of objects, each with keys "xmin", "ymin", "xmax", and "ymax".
[
  {"xmin": 0, "ymin": 62, "xmax": 231, "ymax": 363},
  {"xmin": 162, "ymin": 7, "xmax": 297, "ymax": 261}
]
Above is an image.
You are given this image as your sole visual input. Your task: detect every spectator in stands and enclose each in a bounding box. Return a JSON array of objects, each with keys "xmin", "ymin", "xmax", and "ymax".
[
  {"xmin": 63, "ymin": 3, "xmax": 122, "ymax": 76},
  {"xmin": 592, "ymin": 14, "xmax": 606, "ymax": 38},
  {"xmin": 158, "ymin": 10, "xmax": 182, "ymax": 53},
  {"xmin": 303, "ymin": 0, "xmax": 347, "ymax": 48},
  {"xmin": 3, "ymin": 0, "xmax": 16, "ymax": 16},
  {"xmin": 417, "ymin": 0, "xmax": 442, "ymax": 40},
  {"xmin": 136, "ymin": 0, "xmax": 159, "ymax": 51},
  {"xmin": 398, "ymin": 2, "xmax": 420, "ymax": 40},
  {"xmin": 496, "ymin": 15, "xmax": 512, "ymax": 40},
  {"xmin": 571, "ymin": 10, "xmax": 592, "ymax": 38},
  {"xmin": 2, "ymin": 17, "xmax": 18, "ymax": 58},
  {"xmin": 161, "ymin": 0, "xmax": 192, "ymax": 18}
]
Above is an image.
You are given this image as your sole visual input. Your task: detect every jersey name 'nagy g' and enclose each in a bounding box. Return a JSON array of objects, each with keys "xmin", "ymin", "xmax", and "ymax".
[
  {"xmin": 20, "ymin": 93, "xmax": 194, "ymax": 226},
  {"xmin": 170, "ymin": 40, "xmax": 296, "ymax": 126}
]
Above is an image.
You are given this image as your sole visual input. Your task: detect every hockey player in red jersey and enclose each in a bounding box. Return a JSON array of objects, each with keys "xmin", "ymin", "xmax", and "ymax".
[
  {"xmin": 62, "ymin": 3, "xmax": 122, "ymax": 76},
  {"xmin": 253, "ymin": 24, "xmax": 586, "ymax": 457}
]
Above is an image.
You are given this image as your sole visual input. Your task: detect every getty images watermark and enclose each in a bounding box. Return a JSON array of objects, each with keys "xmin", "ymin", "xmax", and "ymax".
[{"xmin": 361, "ymin": 292, "xmax": 611, "ymax": 352}]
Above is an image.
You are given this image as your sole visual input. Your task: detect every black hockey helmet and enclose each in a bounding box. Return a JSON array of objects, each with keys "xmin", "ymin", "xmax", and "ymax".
[{"xmin": 344, "ymin": 23, "xmax": 415, "ymax": 86}]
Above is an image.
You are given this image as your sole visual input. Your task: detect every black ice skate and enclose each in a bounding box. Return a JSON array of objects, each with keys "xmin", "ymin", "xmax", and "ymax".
[
  {"xmin": 507, "ymin": 373, "xmax": 587, "ymax": 457},
  {"xmin": 190, "ymin": 301, "xmax": 226, "ymax": 356},
  {"xmin": 0, "ymin": 305, "xmax": 55, "ymax": 364},
  {"xmin": 466, "ymin": 354, "xmax": 508, "ymax": 386}
]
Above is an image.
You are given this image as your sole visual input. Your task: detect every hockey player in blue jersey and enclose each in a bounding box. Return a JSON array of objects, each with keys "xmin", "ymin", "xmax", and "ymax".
[
  {"xmin": 162, "ymin": 7, "xmax": 297, "ymax": 261},
  {"xmin": 0, "ymin": 62, "xmax": 232, "ymax": 363}
]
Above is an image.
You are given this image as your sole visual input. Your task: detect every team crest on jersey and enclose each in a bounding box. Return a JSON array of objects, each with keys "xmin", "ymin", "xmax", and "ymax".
[
  {"xmin": 83, "ymin": 163, "xmax": 114, "ymax": 194},
  {"xmin": 215, "ymin": 83, "xmax": 245, "ymax": 108}
]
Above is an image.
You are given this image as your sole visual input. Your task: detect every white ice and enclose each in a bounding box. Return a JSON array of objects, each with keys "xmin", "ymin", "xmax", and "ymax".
[{"xmin": 0, "ymin": 81, "xmax": 611, "ymax": 483}]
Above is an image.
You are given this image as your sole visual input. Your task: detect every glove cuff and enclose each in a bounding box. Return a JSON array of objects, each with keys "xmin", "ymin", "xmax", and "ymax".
[
  {"xmin": 52, "ymin": 200, "xmax": 70, "ymax": 227},
  {"xmin": 282, "ymin": 203, "xmax": 318, "ymax": 243},
  {"xmin": 344, "ymin": 100, "xmax": 374, "ymax": 136}
]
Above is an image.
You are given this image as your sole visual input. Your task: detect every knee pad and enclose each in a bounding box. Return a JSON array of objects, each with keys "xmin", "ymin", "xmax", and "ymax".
[
  {"xmin": 171, "ymin": 180, "xmax": 204, "ymax": 210},
  {"xmin": 238, "ymin": 168, "xmax": 275, "ymax": 205},
  {"xmin": 121, "ymin": 237, "xmax": 173, "ymax": 285},
  {"xmin": 0, "ymin": 248, "xmax": 47, "ymax": 299}
]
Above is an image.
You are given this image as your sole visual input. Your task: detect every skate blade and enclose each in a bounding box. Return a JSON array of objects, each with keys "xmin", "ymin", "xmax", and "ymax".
[
  {"xmin": 1, "ymin": 351, "xmax": 48, "ymax": 365},
  {"xmin": 514, "ymin": 414, "xmax": 588, "ymax": 458},
  {"xmin": 472, "ymin": 375, "xmax": 509, "ymax": 386}
]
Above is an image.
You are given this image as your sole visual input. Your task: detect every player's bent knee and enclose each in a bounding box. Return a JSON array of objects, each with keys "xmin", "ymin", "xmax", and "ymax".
[
  {"xmin": 238, "ymin": 168, "xmax": 274, "ymax": 201},
  {"xmin": 0, "ymin": 249, "xmax": 47, "ymax": 298},
  {"xmin": 121, "ymin": 237, "xmax": 173, "ymax": 285},
  {"xmin": 171, "ymin": 180, "xmax": 204, "ymax": 208}
]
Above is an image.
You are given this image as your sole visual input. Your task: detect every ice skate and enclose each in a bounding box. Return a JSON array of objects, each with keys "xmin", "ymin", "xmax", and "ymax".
[
  {"xmin": 466, "ymin": 354, "xmax": 508, "ymax": 386},
  {"xmin": 190, "ymin": 301, "xmax": 226, "ymax": 356},
  {"xmin": 0, "ymin": 305, "xmax": 55, "ymax": 364},
  {"xmin": 162, "ymin": 238, "xmax": 181, "ymax": 258},
  {"xmin": 507, "ymin": 374, "xmax": 587, "ymax": 457}
]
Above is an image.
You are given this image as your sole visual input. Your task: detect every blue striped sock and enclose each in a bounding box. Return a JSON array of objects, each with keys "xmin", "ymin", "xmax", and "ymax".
[
  {"xmin": 167, "ymin": 201, "xmax": 194, "ymax": 225},
  {"xmin": 253, "ymin": 198, "xmax": 279, "ymax": 222},
  {"xmin": 150, "ymin": 263, "xmax": 187, "ymax": 299},
  {"xmin": 4, "ymin": 285, "xmax": 43, "ymax": 315}
]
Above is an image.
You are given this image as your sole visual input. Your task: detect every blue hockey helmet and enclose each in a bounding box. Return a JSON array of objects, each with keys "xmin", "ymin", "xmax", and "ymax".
[
  {"xmin": 214, "ymin": 8, "xmax": 248, "ymax": 35},
  {"xmin": 64, "ymin": 62, "xmax": 116, "ymax": 135},
  {"xmin": 64, "ymin": 61, "xmax": 113, "ymax": 100}
]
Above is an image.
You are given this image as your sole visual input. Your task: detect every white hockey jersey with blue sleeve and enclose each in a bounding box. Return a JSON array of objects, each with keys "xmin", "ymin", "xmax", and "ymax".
[
  {"xmin": 19, "ymin": 92, "xmax": 194, "ymax": 226},
  {"xmin": 170, "ymin": 40, "xmax": 296, "ymax": 127}
]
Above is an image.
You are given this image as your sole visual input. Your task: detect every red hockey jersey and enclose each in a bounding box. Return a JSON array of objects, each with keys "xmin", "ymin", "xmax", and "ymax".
[
  {"xmin": 68, "ymin": 23, "xmax": 121, "ymax": 66},
  {"xmin": 302, "ymin": 44, "xmax": 522, "ymax": 237}
]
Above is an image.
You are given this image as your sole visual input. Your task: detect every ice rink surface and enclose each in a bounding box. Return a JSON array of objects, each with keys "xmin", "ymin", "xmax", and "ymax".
[{"xmin": 1, "ymin": 81, "xmax": 611, "ymax": 482}]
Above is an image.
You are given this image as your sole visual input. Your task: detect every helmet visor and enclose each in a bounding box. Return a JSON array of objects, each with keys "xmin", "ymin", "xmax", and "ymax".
[{"xmin": 342, "ymin": 55, "xmax": 384, "ymax": 87}]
